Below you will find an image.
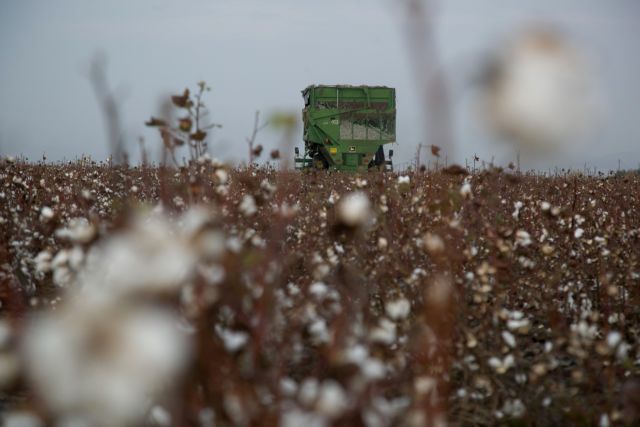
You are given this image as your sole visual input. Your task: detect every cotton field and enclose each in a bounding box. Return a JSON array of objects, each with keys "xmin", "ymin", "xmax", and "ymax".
[{"xmin": 0, "ymin": 158, "xmax": 639, "ymax": 426}]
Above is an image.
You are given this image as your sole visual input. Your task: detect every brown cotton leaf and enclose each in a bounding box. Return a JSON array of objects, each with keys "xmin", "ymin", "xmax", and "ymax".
[
  {"xmin": 145, "ymin": 117, "xmax": 167, "ymax": 127},
  {"xmin": 179, "ymin": 118, "xmax": 193, "ymax": 132},
  {"xmin": 171, "ymin": 89, "xmax": 190, "ymax": 108},
  {"xmin": 431, "ymin": 145, "xmax": 441, "ymax": 157},
  {"xmin": 270, "ymin": 150, "xmax": 280, "ymax": 160},
  {"xmin": 191, "ymin": 130, "xmax": 207, "ymax": 141}
]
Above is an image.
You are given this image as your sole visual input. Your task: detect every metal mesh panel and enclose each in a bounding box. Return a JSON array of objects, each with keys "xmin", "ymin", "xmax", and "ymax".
[
  {"xmin": 352, "ymin": 123, "xmax": 368, "ymax": 140},
  {"xmin": 368, "ymin": 125, "xmax": 380, "ymax": 140},
  {"xmin": 340, "ymin": 120, "xmax": 352, "ymax": 139}
]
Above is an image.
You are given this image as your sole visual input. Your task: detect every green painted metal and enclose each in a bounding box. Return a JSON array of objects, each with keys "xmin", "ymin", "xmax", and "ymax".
[{"xmin": 294, "ymin": 85, "xmax": 395, "ymax": 172}]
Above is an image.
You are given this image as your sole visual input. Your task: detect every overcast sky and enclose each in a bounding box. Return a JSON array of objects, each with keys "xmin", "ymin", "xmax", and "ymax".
[{"xmin": 1, "ymin": 0, "xmax": 639, "ymax": 170}]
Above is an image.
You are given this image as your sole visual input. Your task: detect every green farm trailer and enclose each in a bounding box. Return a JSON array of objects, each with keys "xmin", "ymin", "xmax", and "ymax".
[{"xmin": 294, "ymin": 85, "xmax": 395, "ymax": 171}]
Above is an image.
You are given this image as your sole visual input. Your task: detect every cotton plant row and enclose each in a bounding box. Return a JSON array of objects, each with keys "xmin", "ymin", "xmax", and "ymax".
[{"xmin": 0, "ymin": 158, "xmax": 639, "ymax": 426}]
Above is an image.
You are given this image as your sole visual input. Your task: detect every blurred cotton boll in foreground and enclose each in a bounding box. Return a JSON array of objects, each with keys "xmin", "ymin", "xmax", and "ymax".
[
  {"xmin": 19, "ymin": 208, "xmax": 222, "ymax": 426},
  {"xmin": 480, "ymin": 28, "xmax": 596, "ymax": 153},
  {"xmin": 77, "ymin": 209, "xmax": 210, "ymax": 299},
  {"xmin": 24, "ymin": 303, "xmax": 189, "ymax": 426}
]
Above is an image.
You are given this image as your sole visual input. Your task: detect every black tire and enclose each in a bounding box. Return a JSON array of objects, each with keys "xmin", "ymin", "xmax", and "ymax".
[
  {"xmin": 368, "ymin": 146, "xmax": 386, "ymax": 170},
  {"xmin": 312, "ymin": 154, "xmax": 328, "ymax": 169}
]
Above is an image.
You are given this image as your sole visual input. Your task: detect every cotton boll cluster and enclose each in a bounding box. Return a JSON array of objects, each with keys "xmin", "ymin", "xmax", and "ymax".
[
  {"xmin": 54, "ymin": 217, "xmax": 96, "ymax": 244},
  {"xmin": 239, "ymin": 194, "xmax": 258, "ymax": 217},
  {"xmin": 460, "ymin": 181, "xmax": 472, "ymax": 199},
  {"xmin": 21, "ymin": 208, "xmax": 223, "ymax": 426},
  {"xmin": 77, "ymin": 213, "xmax": 200, "ymax": 296},
  {"xmin": 24, "ymin": 302, "xmax": 189, "ymax": 426},
  {"xmin": 385, "ymin": 297, "xmax": 411, "ymax": 320}
]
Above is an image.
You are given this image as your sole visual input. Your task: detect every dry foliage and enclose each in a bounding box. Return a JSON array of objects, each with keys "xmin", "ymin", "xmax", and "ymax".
[{"xmin": 0, "ymin": 158, "xmax": 639, "ymax": 426}]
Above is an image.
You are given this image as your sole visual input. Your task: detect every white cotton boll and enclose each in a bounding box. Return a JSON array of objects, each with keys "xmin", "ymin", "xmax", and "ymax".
[
  {"xmin": 23, "ymin": 304, "xmax": 189, "ymax": 427},
  {"xmin": 309, "ymin": 282, "xmax": 329, "ymax": 299},
  {"xmin": 226, "ymin": 236, "xmax": 243, "ymax": 253},
  {"xmin": 172, "ymin": 196, "xmax": 185, "ymax": 208},
  {"xmin": 423, "ymin": 233, "xmax": 445, "ymax": 254},
  {"xmin": 515, "ymin": 230, "xmax": 532, "ymax": 247},
  {"xmin": 502, "ymin": 399, "xmax": 526, "ymax": 418},
  {"xmin": 239, "ymin": 195, "xmax": 257, "ymax": 217},
  {"xmin": 361, "ymin": 358, "xmax": 386, "ymax": 380},
  {"xmin": 488, "ymin": 357, "xmax": 501, "ymax": 369},
  {"xmin": 77, "ymin": 213, "xmax": 200, "ymax": 297},
  {"xmin": 385, "ymin": 298, "xmax": 411, "ymax": 320},
  {"xmin": 574, "ymin": 228, "xmax": 584, "ymax": 239},
  {"xmin": 414, "ymin": 376, "xmax": 437, "ymax": 395},
  {"xmin": 507, "ymin": 318, "xmax": 530, "ymax": 332},
  {"xmin": 337, "ymin": 192, "xmax": 371, "ymax": 227},
  {"xmin": 181, "ymin": 207, "xmax": 213, "ymax": 236},
  {"xmin": 327, "ymin": 191, "xmax": 339, "ymax": 205},
  {"xmin": 215, "ymin": 326, "xmax": 249, "ymax": 352},
  {"xmin": 68, "ymin": 246, "xmax": 85, "ymax": 271},
  {"xmin": 512, "ymin": 201, "xmax": 523, "ymax": 219},
  {"xmin": 149, "ymin": 406, "xmax": 171, "ymax": 427},
  {"xmin": 344, "ymin": 345, "xmax": 368, "ymax": 365},
  {"xmin": 308, "ymin": 319, "xmax": 330, "ymax": 344},
  {"xmin": 40, "ymin": 207, "xmax": 54, "ymax": 222},
  {"xmin": 398, "ymin": 175, "xmax": 410, "ymax": 185},
  {"xmin": 195, "ymin": 230, "xmax": 227, "ymax": 260},
  {"xmin": 97, "ymin": 236, "xmax": 194, "ymax": 294},
  {"xmin": 315, "ymin": 380, "xmax": 348, "ymax": 417},
  {"xmin": 280, "ymin": 377, "xmax": 298, "ymax": 397},
  {"xmin": 483, "ymin": 29, "xmax": 595, "ymax": 152},
  {"xmin": 51, "ymin": 249, "xmax": 70, "ymax": 269},
  {"xmin": 298, "ymin": 378, "xmax": 319, "ymax": 406},
  {"xmin": 606, "ymin": 331, "xmax": 622, "ymax": 349},
  {"xmin": 369, "ymin": 318, "xmax": 396, "ymax": 345},
  {"xmin": 198, "ymin": 264, "xmax": 225, "ymax": 286},
  {"xmin": 488, "ymin": 354, "xmax": 515, "ymax": 374},
  {"xmin": 281, "ymin": 410, "xmax": 327, "ymax": 427},
  {"xmin": 502, "ymin": 331, "xmax": 517, "ymax": 348},
  {"xmin": 34, "ymin": 250, "xmax": 53, "ymax": 274},
  {"xmin": 460, "ymin": 181, "xmax": 472, "ymax": 199},
  {"xmin": 51, "ymin": 250, "xmax": 74, "ymax": 287},
  {"xmin": 55, "ymin": 218, "xmax": 96, "ymax": 244},
  {"xmin": 215, "ymin": 169, "xmax": 228, "ymax": 184},
  {"xmin": 260, "ymin": 179, "xmax": 277, "ymax": 195},
  {"xmin": 377, "ymin": 237, "xmax": 388, "ymax": 250}
]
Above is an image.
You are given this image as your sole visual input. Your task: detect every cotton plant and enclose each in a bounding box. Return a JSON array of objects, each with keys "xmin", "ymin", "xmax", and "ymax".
[{"xmin": 21, "ymin": 207, "xmax": 224, "ymax": 426}]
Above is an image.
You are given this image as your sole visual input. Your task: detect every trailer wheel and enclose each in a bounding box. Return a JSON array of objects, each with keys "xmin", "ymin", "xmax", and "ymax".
[
  {"xmin": 312, "ymin": 154, "xmax": 328, "ymax": 169},
  {"xmin": 368, "ymin": 146, "xmax": 386, "ymax": 170}
]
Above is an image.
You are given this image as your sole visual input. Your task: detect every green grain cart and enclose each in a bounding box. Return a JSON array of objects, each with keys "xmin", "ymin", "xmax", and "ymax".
[{"xmin": 294, "ymin": 85, "xmax": 395, "ymax": 171}]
